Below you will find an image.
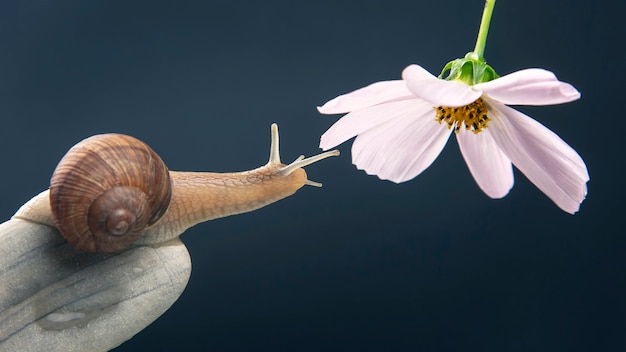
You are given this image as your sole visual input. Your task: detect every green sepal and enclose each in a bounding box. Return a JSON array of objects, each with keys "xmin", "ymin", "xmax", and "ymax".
[{"xmin": 439, "ymin": 52, "xmax": 499, "ymax": 85}]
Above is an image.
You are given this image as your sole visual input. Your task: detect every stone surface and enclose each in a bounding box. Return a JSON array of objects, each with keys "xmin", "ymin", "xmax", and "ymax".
[{"xmin": 0, "ymin": 219, "xmax": 191, "ymax": 352}]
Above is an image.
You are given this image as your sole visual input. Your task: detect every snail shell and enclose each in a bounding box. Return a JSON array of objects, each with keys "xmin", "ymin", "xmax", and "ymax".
[{"xmin": 49, "ymin": 134, "xmax": 172, "ymax": 253}]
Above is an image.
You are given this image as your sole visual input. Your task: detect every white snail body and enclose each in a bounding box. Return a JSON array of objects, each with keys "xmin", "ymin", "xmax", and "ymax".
[{"xmin": 0, "ymin": 124, "xmax": 338, "ymax": 351}]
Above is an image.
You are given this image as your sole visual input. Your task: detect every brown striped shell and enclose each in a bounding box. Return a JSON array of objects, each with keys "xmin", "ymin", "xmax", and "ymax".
[{"xmin": 49, "ymin": 134, "xmax": 172, "ymax": 253}]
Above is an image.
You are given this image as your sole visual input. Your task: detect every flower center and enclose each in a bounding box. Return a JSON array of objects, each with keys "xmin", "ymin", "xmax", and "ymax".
[{"xmin": 434, "ymin": 98, "xmax": 490, "ymax": 134}]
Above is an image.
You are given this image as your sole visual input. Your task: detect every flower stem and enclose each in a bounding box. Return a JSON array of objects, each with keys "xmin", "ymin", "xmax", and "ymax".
[{"xmin": 473, "ymin": 0, "xmax": 496, "ymax": 59}]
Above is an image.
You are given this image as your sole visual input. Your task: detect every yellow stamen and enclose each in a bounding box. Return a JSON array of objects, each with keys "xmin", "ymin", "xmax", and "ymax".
[{"xmin": 434, "ymin": 98, "xmax": 490, "ymax": 134}]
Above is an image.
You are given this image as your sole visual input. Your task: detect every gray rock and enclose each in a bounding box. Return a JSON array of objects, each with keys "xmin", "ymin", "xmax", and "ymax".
[{"xmin": 0, "ymin": 219, "xmax": 191, "ymax": 352}]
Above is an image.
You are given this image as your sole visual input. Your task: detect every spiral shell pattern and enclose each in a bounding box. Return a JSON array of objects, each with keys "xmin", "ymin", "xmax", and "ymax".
[{"xmin": 49, "ymin": 134, "xmax": 171, "ymax": 253}]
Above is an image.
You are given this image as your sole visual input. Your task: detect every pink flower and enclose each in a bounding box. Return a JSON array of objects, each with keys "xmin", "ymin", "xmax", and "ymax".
[{"xmin": 318, "ymin": 64, "xmax": 589, "ymax": 214}]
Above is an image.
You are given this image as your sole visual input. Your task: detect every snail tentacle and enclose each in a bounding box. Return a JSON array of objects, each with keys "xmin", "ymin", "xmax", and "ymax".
[
  {"xmin": 279, "ymin": 150, "xmax": 340, "ymax": 178},
  {"xmin": 267, "ymin": 123, "xmax": 340, "ymax": 185}
]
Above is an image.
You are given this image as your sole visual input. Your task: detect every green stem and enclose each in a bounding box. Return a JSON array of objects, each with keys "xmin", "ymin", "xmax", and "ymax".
[{"xmin": 473, "ymin": 0, "xmax": 496, "ymax": 59}]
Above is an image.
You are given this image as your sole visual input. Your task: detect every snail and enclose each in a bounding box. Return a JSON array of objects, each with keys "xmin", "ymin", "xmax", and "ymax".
[{"xmin": 0, "ymin": 124, "xmax": 338, "ymax": 351}]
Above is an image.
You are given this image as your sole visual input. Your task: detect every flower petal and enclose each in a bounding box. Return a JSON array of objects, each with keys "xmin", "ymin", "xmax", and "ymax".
[
  {"xmin": 456, "ymin": 130, "xmax": 514, "ymax": 199},
  {"xmin": 320, "ymin": 99, "xmax": 425, "ymax": 150},
  {"xmin": 401, "ymin": 64, "xmax": 439, "ymax": 81},
  {"xmin": 317, "ymin": 80, "xmax": 415, "ymax": 114},
  {"xmin": 486, "ymin": 100, "xmax": 589, "ymax": 214},
  {"xmin": 350, "ymin": 102, "xmax": 452, "ymax": 183},
  {"xmin": 403, "ymin": 64, "xmax": 481, "ymax": 107},
  {"xmin": 474, "ymin": 68, "xmax": 580, "ymax": 106}
]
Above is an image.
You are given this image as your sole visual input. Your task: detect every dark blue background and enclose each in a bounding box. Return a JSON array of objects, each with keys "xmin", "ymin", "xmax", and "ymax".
[{"xmin": 1, "ymin": 0, "xmax": 624, "ymax": 351}]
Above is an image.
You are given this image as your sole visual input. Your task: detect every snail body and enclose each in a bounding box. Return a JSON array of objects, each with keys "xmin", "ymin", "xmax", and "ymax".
[{"xmin": 1, "ymin": 124, "xmax": 338, "ymax": 351}]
